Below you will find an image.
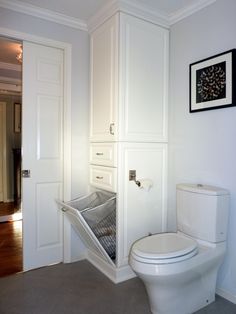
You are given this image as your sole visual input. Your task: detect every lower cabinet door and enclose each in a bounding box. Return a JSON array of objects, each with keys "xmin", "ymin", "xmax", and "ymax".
[
  {"xmin": 90, "ymin": 165, "xmax": 117, "ymax": 192},
  {"xmin": 116, "ymin": 142, "xmax": 168, "ymax": 267}
]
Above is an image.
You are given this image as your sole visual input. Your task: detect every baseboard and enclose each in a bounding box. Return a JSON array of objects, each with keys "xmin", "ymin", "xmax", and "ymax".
[
  {"xmin": 216, "ymin": 287, "xmax": 236, "ymax": 304},
  {"xmin": 0, "ymin": 212, "xmax": 22, "ymax": 222},
  {"xmin": 86, "ymin": 250, "xmax": 136, "ymax": 284},
  {"xmin": 70, "ymin": 254, "xmax": 86, "ymax": 263}
]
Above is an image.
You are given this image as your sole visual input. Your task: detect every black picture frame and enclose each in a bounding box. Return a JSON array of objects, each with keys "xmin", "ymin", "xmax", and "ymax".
[{"xmin": 189, "ymin": 49, "xmax": 236, "ymax": 113}]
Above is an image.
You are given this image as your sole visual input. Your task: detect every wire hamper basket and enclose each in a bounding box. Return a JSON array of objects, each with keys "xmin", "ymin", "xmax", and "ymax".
[{"xmin": 66, "ymin": 191, "xmax": 116, "ymax": 260}]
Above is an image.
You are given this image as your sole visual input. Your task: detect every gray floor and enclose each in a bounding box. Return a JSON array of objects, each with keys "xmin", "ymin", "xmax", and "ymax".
[{"xmin": 0, "ymin": 260, "xmax": 235, "ymax": 314}]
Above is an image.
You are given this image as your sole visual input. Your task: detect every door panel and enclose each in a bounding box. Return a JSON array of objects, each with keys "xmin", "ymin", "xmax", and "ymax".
[
  {"xmin": 37, "ymin": 95, "xmax": 62, "ymax": 159},
  {"xmin": 90, "ymin": 14, "xmax": 118, "ymax": 141},
  {"xmin": 119, "ymin": 14, "xmax": 169, "ymax": 142},
  {"xmin": 117, "ymin": 143, "xmax": 167, "ymax": 266},
  {"xmin": 36, "ymin": 183, "xmax": 61, "ymax": 248},
  {"xmin": 22, "ymin": 41, "xmax": 64, "ymax": 271}
]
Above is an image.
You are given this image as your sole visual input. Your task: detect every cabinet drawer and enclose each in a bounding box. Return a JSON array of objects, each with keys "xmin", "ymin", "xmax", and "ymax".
[
  {"xmin": 90, "ymin": 143, "xmax": 117, "ymax": 167},
  {"xmin": 90, "ymin": 165, "xmax": 117, "ymax": 192}
]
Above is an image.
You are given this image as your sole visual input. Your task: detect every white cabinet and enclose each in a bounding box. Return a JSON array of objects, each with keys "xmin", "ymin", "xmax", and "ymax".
[
  {"xmin": 119, "ymin": 14, "xmax": 169, "ymax": 142},
  {"xmin": 90, "ymin": 15, "xmax": 118, "ymax": 142},
  {"xmin": 90, "ymin": 143, "xmax": 117, "ymax": 167},
  {"xmin": 90, "ymin": 13, "xmax": 169, "ymax": 143},
  {"xmin": 88, "ymin": 11, "xmax": 169, "ymax": 282},
  {"xmin": 116, "ymin": 143, "xmax": 167, "ymax": 266},
  {"xmin": 90, "ymin": 165, "xmax": 117, "ymax": 192}
]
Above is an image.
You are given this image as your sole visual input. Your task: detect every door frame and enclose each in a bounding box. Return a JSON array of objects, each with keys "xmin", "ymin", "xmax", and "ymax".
[
  {"xmin": 0, "ymin": 101, "xmax": 7, "ymax": 202},
  {"xmin": 0, "ymin": 26, "xmax": 72, "ymax": 263}
]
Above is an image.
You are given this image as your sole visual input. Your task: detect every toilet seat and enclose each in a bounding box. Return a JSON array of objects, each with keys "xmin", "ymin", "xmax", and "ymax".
[{"xmin": 131, "ymin": 233, "xmax": 198, "ymax": 264}]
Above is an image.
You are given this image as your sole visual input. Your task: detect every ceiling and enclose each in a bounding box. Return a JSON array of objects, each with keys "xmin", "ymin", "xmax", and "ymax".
[
  {"xmin": 0, "ymin": 37, "xmax": 22, "ymax": 95},
  {"xmin": 0, "ymin": 37, "xmax": 22, "ymax": 65},
  {"xmin": 8, "ymin": 0, "xmax": 211, "ymax": 21}
]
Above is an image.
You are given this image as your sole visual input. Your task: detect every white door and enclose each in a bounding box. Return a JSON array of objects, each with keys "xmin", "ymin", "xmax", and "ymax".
[
  {"xmin": 22, "ymin": 41, "xmax": 64, "ymax": 271},
  {"xmin": 0, "ymin": 102, "xmax": 6, "ymax": 202}
]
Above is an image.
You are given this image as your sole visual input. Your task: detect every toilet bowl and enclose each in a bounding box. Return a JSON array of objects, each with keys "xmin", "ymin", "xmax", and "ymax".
[
  {"xmin": 129, "ymin": 184, "xmax": 229, "ymax": 314},
  {"xmin": 130, "ymin": 232, "xmax": 225, "ymax": 314}
]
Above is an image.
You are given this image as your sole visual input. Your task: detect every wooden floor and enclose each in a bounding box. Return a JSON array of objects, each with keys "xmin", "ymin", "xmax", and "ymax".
[
  {"xmin": 0, "ymin": 202, "xmax": 19, "ymax": 216},
  {"xmin": 0, "ymin": 220, "xmax": 23, "ymax": 277}
]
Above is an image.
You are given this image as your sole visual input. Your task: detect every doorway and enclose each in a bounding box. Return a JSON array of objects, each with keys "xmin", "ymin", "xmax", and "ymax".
[
  {"xmin": 0, "ymin": 28, "xmax": 72, "ymax": 274},
  {"xmin": 0, "ymin": 37, "xmax": 23, "ymax": 276}
]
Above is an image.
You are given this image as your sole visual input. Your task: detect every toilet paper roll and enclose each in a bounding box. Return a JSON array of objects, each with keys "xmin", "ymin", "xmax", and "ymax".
[{"xmin": 138, "ymin": 179, "xmax": 153, "ymax": 191}]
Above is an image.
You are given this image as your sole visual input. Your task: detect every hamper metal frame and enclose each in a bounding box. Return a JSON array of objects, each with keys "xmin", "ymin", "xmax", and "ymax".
[{"xmin": 57, "ymin": 191, "xmax": 116, "ymax": 264}]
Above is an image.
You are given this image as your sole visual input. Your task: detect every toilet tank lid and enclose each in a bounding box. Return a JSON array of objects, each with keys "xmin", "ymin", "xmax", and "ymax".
[{"xmin": 177, "ymin": 184, "xmax": 229, "ymax": 196}]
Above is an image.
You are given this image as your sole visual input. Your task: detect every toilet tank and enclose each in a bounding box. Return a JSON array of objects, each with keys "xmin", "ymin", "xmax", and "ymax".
[{"xmin": 177, "ymin": 184, "xmax": 229, "ymax": 243}]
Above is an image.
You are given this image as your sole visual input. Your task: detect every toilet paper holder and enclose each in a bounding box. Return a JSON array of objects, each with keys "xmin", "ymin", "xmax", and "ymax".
[{"xmin": 129, "ymin": 170, "xmax": 141, "ymax": 187}]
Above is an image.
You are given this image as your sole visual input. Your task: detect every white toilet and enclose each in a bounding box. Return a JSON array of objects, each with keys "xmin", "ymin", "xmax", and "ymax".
[{"xmin": 129, "ymin": 184, "xmax": 229, "ymax": 314}]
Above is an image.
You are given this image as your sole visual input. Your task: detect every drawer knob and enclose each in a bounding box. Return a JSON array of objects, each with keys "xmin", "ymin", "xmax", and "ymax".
[
  {"xmin": 96, "ymin": 176, "xmax": 104, "ymax": 180},
  {"xmin": 96, "ymin": 152, "xmax": 104, "ymax": 156}
]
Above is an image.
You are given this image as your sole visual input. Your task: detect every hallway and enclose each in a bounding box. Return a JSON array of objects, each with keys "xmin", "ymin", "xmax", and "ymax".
[
  {"xmin": 0, "ymin": 220, "xmax": 23, "ymax": 277},
  {"xmin": 0, "ymin": 202, "xmax": 22, "ymax": 223}
]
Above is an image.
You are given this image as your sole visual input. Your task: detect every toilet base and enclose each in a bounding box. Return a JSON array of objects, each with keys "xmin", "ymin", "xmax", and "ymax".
[
  {"xmin": 142, "ymin": 265, "xmax": 218, "ymax": 314},
  {"xmin": 146, "ymin": 280, "xmax": 215, "ymax": 314}
]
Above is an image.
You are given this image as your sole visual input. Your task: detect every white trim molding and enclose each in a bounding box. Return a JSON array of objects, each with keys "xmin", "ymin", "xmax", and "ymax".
[
  {"xmin": 168, "ymin": 0, "xmax": 217, "ymax": 25},
  {"xmin": 88, "ymin": 0, "xmax": 217, "ymax": 32},
  {"xmin": 87, "ymin": 0, "xmax": 169, "ymax": 32},
  {"xmin": 0, "ymin": 0, "xmax": 87, "ymax": 31},
  {"xmin": 216, "ymin": 287, "xmax": 236, "ymax": 304},
  {"xmin": 0, "ymin": 0, "xmax": 216, "ymax": 32},
  {"xmin": 86, "ymin": 249, "xmax": 136, "ymax": 283}
]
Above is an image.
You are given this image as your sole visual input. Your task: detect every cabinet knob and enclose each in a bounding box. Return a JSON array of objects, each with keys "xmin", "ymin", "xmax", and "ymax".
[
  {"xmin": 96, "ymin": 176, "xmax": 104, "ymax": 180},
  {"xmin": 109, "ymin": 123, "xmax": 115, "ymax": 135},
  {"xmin": 96, "ymin": 152, "xmax": 104, "ymax": 156}
]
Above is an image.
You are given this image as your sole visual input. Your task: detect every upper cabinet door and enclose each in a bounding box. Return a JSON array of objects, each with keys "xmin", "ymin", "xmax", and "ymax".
[
  {"xmin": 90, "ymin": 15, "xmax": 119, "ymax": 142},
  {"xmin": 119, "ymin": 14, "xmax": 169, "ymax": 142}
]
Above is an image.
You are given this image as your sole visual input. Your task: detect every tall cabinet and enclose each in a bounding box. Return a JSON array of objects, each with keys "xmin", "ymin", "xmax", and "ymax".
[{"xmin": 89, "ymin": 12, "xmax": 169, "ymax": 280}]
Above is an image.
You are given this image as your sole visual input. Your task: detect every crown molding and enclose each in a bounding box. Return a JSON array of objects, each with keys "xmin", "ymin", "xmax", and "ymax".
[
  {"xmin": 0, "ymin": 0, "xmax": 217, "ymax": 33},
  {"xmin": 168, "ymin": 0, "xmax": 216, "ymax": 25},
  {"xmin": 0, "ymin": 61, "xmax": 21, "ymax": 72},
  {"xmin": 87, "ymin": 0, "xmax": 119, "ymax": 32},
  {"xmin": 88, "ymin": 0, "xmax": 216, "ymax": 32},
  {"xmin": 0, "ymin": 0, "xmax": 87, "ymax": 31},
  {"xmin": 88, "ymin": 0, "xmax": 170, "ymax": 33}
]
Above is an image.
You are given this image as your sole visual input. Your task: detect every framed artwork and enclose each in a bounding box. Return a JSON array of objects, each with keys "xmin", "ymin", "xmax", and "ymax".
[
  {"xmin": 14, "ymin": 103, "xmax": 21, "ymax": 133},
  {"xmin": 189, "ymin": 49, "xmax": 236, "ymax": 112}
]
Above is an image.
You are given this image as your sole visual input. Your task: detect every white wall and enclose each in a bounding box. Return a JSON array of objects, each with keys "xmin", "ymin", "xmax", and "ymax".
[
  {"xmin": 169, "ymin": 0, "xmax": 236, "ymax": 302},
  {"xmin": 0, "ymin": 7, "xmax": 90, "ymax": 259}
]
